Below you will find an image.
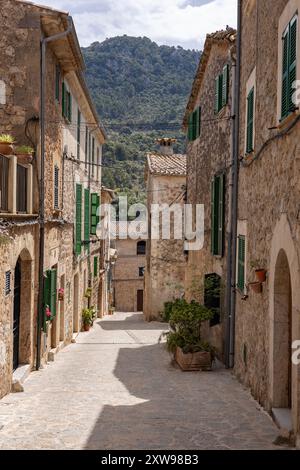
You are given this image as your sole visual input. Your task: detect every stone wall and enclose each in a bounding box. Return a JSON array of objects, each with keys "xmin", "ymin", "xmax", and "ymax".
[
  {"xmin": 235, "ymin": 0, "xmax": 300, "ymax": 441},
  {"xmin": 114, "ymin": 238, "xmax": 145, "ymax": 312},
  {"xmin": 144, "ymin": 174, "xmax": 186, "ymax": 320},
  {"xmin": 184, "ymin": 40, "xmax": 234, "ymax": 359}
]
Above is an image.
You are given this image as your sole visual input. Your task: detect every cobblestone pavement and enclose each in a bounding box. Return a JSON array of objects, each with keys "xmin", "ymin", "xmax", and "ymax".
[{"xmin": 0, "ymin": 312, "xmax": 282, "ymax": 450}]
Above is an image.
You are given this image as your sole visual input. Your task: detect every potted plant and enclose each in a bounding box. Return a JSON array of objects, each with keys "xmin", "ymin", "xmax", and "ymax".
[
  {"xmin": 0, "ymin": 134, "xmax": 14, "ymax": 155},
  {"xmin": 82, "ymin": 307, "xmax": 96, "ymax": 332},
  {"xmin": 58, "ymin": 288, "xmax": 64, "ymax": 301},
  {"xmin": 164, "ymin": 299, "xmax": 215, "ymax": 372},
  {"xmin": 109, "ymin": 306, "xmax": 115, "ymax": 316},
  {"xmin": 250, "ymin": 260, "xmax": 267, "ymax": 283},
  {"xmin": 249, "ymin": 282, "xmax": 263, "ymax": 294},
  {"xmin": 15, "ymin": 145, "xmax": 34, "ymax": 165},
  {"xmin": 84, "ymin": 287, "xmax": 92, "ymax": 299}
]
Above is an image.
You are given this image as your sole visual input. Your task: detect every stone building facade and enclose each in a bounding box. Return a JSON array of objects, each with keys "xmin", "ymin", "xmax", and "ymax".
[
  {"xmin": 144, "ymin": 139, "xmax": 186, "ymax": 321},
  {"xmin": 112, "ymin": 222, "xmax": 146, "ymax": 312},
  {"xmin": 234, "ymin": 0, "xmax": 300, "ymax": 444},
  {"xmin": 183, "ymin": 29, "xmax": 236, "ymax": 359},
  {"xmin": 0, "ymin": 0, "xmax": 108, "ymax": 399}
]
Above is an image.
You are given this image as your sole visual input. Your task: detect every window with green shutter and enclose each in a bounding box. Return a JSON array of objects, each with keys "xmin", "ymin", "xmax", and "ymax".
[
  {"xmin": 54, "ymin": 166, "xmax": 59, "ymax": 209},
  {"xmin": 281, "ymin": 15, "xmax": 298, "ymax": 120},
  {"xmin": 62, "ymin": 82, "xmax": 66, "ymax": 117},
  {"xmin": 91, "ymin": 193, "xmax": 100, "ymax": 235},
  {"xmin": 43, "ymin": 268, "xmax": 57, "ymax": 330},
  {"xmin": 215, "ymin": 65, "xmax": 229, "ymax": 113},
  {"xmin": 84, "ymin": 188, "xmax": 90, "ymax": 252},
  {"xmin": 67, "ymin": 91, "xmax": 72, "ymax": 122},
  {"xmin": 211, "ymin": 173, "xmax": 225, "ymax": 257},
  {"xmin": 94, "ymin": 256, "xmax": 98, "ymax": 278},
  {"xmin": 75, "ymin": 184, "xmax": 82, "ymax": 256},
  {"xmin": 188, "ymin": 107, "xmax": 201, "ymax": 141},
  {"xmin": 77, "ymin": 110, "xmax": 81, "ymax": 160},
  {"xmin": 246, "ymin": 87, "xmax": 255, "ymax": 153},
  {"xmin": 237, "ymin": 236, "xmax": 246, "ymax": 291},
  {"xmin": 222, "ymin": 64, "xmax": 229, "ymax": 107}
]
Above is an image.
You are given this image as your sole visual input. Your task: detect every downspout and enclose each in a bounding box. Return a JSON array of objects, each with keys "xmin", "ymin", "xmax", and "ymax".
[
  {"xmin": 225, "ymin": 0, "xmax": 242, "ymax": 369},
  {"xmin": 36, "ymin": 17, "xmax": 73, "ymax": 370}
]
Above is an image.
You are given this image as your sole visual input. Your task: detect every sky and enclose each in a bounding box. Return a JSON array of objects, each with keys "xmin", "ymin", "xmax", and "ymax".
[{"xmin": 31, "ymin": 0, "xmax": 237, "ymax": 50}]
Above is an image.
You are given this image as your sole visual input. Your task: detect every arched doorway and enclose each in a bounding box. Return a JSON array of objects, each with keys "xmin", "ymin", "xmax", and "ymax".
[
  {"xmin": 273, "ymin": 249, "xmax": 292, "ymax": 409},
  {"xmin": 13, "ymin": 259, "xmax": 21, "ymax": 371}
]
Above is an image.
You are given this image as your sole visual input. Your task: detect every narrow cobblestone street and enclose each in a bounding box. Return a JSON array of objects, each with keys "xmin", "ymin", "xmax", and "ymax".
[{"xmin": 0, "ymin": 312, "xmax": 281, "ymax": 450}]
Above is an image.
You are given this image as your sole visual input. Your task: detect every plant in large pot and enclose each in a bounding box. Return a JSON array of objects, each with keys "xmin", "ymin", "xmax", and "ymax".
[
  {"xmin": 0, "ymin": 134, "xmax": 14, "ymax": 155},
  {"xmin": 15, "ymin": 145, "xmax": 34, "ymax": 165},
  {"xmin": 82, "ymin": 306, "xmax": 96, "ymax": 332},
  {"xmin": 164, "ymin": 299, "xmax": 215, "ymax": 371}
]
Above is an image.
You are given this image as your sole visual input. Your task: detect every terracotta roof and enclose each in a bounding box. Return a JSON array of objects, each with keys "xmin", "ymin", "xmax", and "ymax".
[
  {"xmin": 146, "ymin": 153, "xmax": 187, "ymax": 176},
  {"xmin": 183, "ymin": 27, "xmax": 236, "ymax": 128}
]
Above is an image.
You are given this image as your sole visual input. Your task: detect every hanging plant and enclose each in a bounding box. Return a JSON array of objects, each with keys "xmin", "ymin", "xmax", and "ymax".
[
  {"xmin": 84, "ymin": 287, "xmax": 92, "ymax": 299},
  {"xmin": 45, "ymin": 305, "xmax": 52, "ymax": 321}
]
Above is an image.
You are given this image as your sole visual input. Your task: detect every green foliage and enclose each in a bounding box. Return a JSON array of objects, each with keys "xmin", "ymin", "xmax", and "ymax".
[
  {"xmin": 164, "ymin": 299, "xmax": 215, "ymax": 356},
  {"xmin": 162, "ymin": 299, "xmax": 186, "ymax": 323},
  {"xmin": 82, "ymin": 307, "xmax": 96, "ymax": 326},
  {"xmin": 82, "ymin": 36, "xmax": 200, "ymax": 199},
  {"xmin": 15, "ymin": 145, "xmax": 34, "ymax": 154},
  {"xmin": 0, "ymin": 134, "xmax": 14, "ymax": 143}
]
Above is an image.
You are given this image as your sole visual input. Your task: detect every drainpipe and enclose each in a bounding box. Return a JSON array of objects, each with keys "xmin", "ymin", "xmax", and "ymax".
[
  {"xmin": 225, "ymin": 0, "xmax": 242, "ymax": 369},
  {"xmin": 36, "ymin": 17, "xmax": 73, "ymax": 370}
]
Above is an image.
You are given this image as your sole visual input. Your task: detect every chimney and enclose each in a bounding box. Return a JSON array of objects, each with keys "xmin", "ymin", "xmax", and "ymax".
[{"xmin": 156, "ymin": 138, "xmax": 176, "ymax": 156}]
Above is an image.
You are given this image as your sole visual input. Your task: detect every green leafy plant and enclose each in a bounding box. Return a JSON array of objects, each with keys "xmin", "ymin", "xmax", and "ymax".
[
  {"xmin": 0, "ymin": 134, "xmax": 14, "ymax": 143},
  {"xmin": 84, "ymin": 287, "xmax": 92, "ymax": 299},
  {"xmin": 15, "ymin": 145, "xmax": 34, "ymax": 155},
  {"xmin": 164, "ymin": 299, "xmax": 215, "ymax": 358},
  {"xmin": 82, "ymin": 307, "xmax": 96, "ymax": 326}
]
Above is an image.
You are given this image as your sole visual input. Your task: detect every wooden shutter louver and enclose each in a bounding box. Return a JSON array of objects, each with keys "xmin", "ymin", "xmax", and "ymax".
[
  {"xmin": 84, "ymin": 188, "xmax": 90, "ymax": 253},
  {"xmin": 75, "ymin": 184, "xmax": 82, "ymax": 256}
]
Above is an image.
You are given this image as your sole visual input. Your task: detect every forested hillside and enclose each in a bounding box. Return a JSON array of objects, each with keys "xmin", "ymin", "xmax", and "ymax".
[{"xmin": 82, "ymin": 36, "xmax": 200, "ymax": 203}]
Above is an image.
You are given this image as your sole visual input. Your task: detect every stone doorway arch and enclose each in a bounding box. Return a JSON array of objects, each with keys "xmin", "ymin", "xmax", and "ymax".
[
  {"xmin": 269, "ymin": 214, "xmax": 300, "ymax": 437},
  {"xmin": 12, "ymin": 249, "xmax": 34, "ymax": 370}
]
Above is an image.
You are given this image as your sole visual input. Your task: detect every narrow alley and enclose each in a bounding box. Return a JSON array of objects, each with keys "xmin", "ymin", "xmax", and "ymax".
[{"xmin": 0, "ymin": 312, "xmax": 281, "ymax": 450}]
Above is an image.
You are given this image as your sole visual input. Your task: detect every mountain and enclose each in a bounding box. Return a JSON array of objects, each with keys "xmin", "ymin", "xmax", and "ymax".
[{"xmin": 82, "ymin": 36, "xmax": 201, "ymax": 204}]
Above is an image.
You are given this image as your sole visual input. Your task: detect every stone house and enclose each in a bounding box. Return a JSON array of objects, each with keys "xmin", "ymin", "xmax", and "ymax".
[
  {"xmin": 112, "ymin": 222, "xmax": 146, "ymax": 312},
  {"xmin": 183, "ymin": 29, "xmax": 236, "ymax": 359},
  {"xmin": 0, "ymin": 0, "xmax": 107, "ymax": 399},
  {"xmin": 144, "ymin": 139, "xmax": 186, "ymax": 321},
  {"xmin": 234, "ymin": 0, "xmax": 300, "ymax": 444}
]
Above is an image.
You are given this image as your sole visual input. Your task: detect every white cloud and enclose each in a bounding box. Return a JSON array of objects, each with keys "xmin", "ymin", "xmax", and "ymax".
[{"xmin": 33, "ymin": 0, "xmax": 237, "ymax": 48}]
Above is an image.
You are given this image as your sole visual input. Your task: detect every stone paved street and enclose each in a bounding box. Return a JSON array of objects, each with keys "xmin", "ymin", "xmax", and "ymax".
[{"xmin": 0, "ymin": 312, "xmax": 282, "ymax": 450}]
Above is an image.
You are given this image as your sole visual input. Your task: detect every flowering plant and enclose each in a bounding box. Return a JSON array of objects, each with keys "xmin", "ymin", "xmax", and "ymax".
[
  {"xmin": 58, "ymin": 288, "xmax": 64, "ymax": 294},
  {"xmin": 45, "ymin": 306, "xmax": 52, "ymax": 319}
]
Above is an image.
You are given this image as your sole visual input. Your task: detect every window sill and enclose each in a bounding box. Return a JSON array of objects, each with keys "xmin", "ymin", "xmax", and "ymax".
[
  {"xmin": 0, "ymin": 213, "xmax": 38, "ymax": 218},
  {"xmin": 278, "ymin": 109, "xmax": 299, "ymax": 131}
]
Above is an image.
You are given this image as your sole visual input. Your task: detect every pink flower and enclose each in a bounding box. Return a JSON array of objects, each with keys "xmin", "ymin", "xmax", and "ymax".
[{"xmin": 45, "ymin": 307, "xmax": 52, "ymax": 318}]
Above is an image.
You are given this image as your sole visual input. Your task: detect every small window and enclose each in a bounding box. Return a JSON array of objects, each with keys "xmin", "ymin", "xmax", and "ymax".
[
  {"xmin": 54, "ymin": 166, "xmax": 59, "ymax": 210},
  {"xmin": 17, "ymin": 164, "xmax": 27, "ymax": 213},
  {"xmin": 246, "ymin": 87, "xmax": 255, "ymax": 153},
  {"xmin": 62, "ymin": 82, "xmax": 72, "ymax": 122},
  {"xmin": 215, "ymin": 65, "xmax": 229, "ymax": 114},
  {"xmin": 211, "ymin": 174, "xmax": 225, "ymax": 257},
  {"xmin": 5, "ymin": 271, "xmax": 11, "ymax": 295},
  {"xmin": 237, "ymin": 235, "xmax": 246, "ymax": 292},
  {"xmin": 137, "ymin": 241, "xmax": 146, "ymax": 255},
  {"xmin": 139, "ymin": 267, "xmax": 145, "ymax": 277}
]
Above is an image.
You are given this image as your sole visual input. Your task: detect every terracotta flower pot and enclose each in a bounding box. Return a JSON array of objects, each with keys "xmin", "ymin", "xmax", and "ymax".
[
  {"xmin": 16, "ymin": 153, "xmax": 33, "ymax": 165},
  {"xmin": 175, "ymin": 347, "xmax": 212, "ymax": 372},
  {"xmin": 250, "ymin": 282, "xmax": 263, "ymax": 294},
  {"xmin": 83, "ymin": 323, "xmax": 90, "ymax": 332},
  {"xmin": 0, "ymin": 142, "xmax": 13, "ymax": 155},
  {"xmin": 255, "ymin": 269, "xmax": 267, "ymax": 283},
  {"xmin": 58, "ymin": 292, "xmax": 64, "ymax": 301}
]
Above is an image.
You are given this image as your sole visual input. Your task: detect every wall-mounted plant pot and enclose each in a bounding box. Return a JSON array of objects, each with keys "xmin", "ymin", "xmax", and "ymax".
[
  {"xmin": 16, "ymin": 153, "xmax": 33, "ymax": 165},
  {"xmin": 175, "ymin": 347, "xmax": 212, "ymax": 372},
  {"xmin": 83, "ymin": 323, "xmax": 91, "ymax": 332},
  {"xmin": 255, "ymin": 269, "xmax": 267, "ymax": 283},
  {"xmin": 58, "ymin": 293, "xmax": 64, "ymax": 301},
  {"xmin": 0, "ymin": 142, "xmax": 13, "ymax": 155},
  {"xmin": 250, "ymin": 282, "xmax": 263, "ymax": 294}
]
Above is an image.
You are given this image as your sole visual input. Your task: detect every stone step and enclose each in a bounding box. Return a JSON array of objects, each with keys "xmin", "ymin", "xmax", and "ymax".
[{"xmin": 12, "ymin": 364, "xmax": 31, "ymax": 393}]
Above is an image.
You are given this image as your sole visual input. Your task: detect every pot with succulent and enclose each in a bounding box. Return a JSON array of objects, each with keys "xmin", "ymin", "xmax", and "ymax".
[
  {"xmin": 0, "ymin": 134, "xmax": 14, "ymax": 155},
  {"xmin": 15, "ymin": 145, "xmax": 34, "ymax": 165},
  {"xmin": 163, "ymin": 299, "xmax": 215, "ymax": 371},
  {"xmin": 82, "ymin": 306, "xmax": 96, "ymax": 331},
  {"xmin": 58, "ymin": 288, "xmax": 64, "ymax": 301}
]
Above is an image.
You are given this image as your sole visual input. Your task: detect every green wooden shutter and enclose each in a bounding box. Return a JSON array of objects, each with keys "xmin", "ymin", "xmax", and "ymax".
[
  {"xmin": 67, "ymin": 92, "xmax": 72, "ymax": 122},
  {"xmin": 246, "ymin": 88, "xmax": 255, "ymax": 153},
  {"xmin": 196, "ymin": 106, "xmax": 201, "ymax": 138},
  {"xmin": 90, "ymin": 193, "xmax": 99, "ymax": 235},
  {"xmin": 84, "ymin": 188, "xmax": 90, "ymax": 252},
  {"xmin": 211, "ymin": 179, "xmax": 218, "ymax": 255},
  {"xmin": 222, "ymin": 64, "xmax": 229, "ymax": 107},
  {"xmin": 94, "ymin": 256, "xmax": 98, "ymax": 278},
  {"xmin": 282, "ymin": 29, "xmax": 289, "ymax": 119},
  {"xmin": 62, "ymin": 82, "xmax": 66, "ymax": 117},
  {"xmin": 188, "ymin": 113, "xmax": 193, "ymax": 141},
  {"xmin": 289, "ymin": 16, "xmax": 297, "ymax": 113},
  {"xmin": 75, "ymin": 184, "xmax": 82, "ymax": 256},
  {"xmin": 218, "ymin": 174, "xmax": 225, "ymax": 257},
  {"xmin": 50, "ymin": 269, "xmax": 57, "ymax": 319},
  {"xmin": 237, "ymin": 236, "xmax": 246, "ymax": 291},
  {"xmin": 215, "ymin": 77, "xmax": 220, "ymax": 114}
]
